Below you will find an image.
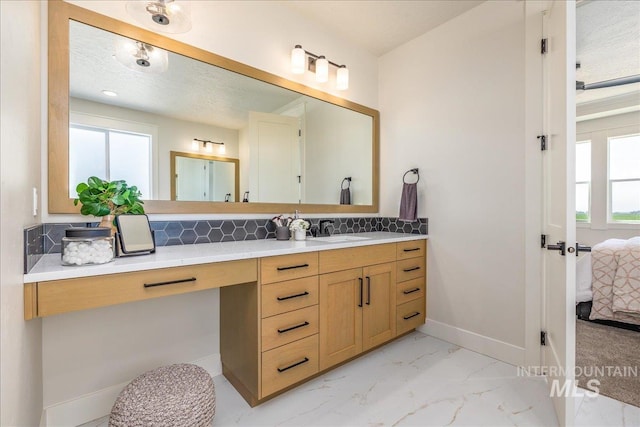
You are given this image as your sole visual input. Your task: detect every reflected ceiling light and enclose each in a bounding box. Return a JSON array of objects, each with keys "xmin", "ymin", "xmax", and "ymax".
[
  {"xmin": 101, "ymin": 90, "xmax": 118, "ymax": 97},
  {"xmin": 290, "ymin": 45, "xmax": 348, "ymax": 90},
  {"xmin": 125, "ymin": 0, "xmax": 192, "ymax": 34},
  {"xmin": 193, "ymin": 138, "xmax": 224, "ymax": 154},
  {"xmin": 115, "ymin": 38, "xmax": 169, "ymax": 73}
]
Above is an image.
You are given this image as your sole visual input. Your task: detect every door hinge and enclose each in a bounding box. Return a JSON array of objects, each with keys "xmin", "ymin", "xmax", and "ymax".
[
  {"xmin": 541, "ymin": 234, "xmax": 547, "ymax": 249},
  {"xmin": 537, "ymin": 135, "xmax": 547, "ymax": 151},
  {"xmin": 541, "ymin": 38, "xmax": 548, "ymax": 54},
  {"xmin": 541, "ymin": 331, "xmax": 547, "ymax": 346},
  {"xmin": 298, "ymin": 129, "xmax": 302, "ymax": 137}
]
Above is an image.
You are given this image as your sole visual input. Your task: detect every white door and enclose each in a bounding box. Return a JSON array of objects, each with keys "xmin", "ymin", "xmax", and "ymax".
[
  {"xmin": 175, "ymin": 156, "xmax": 207, "ymax": 201},
  {"xmin": 542, "ymin": 1, "xmax": 576, "ymax": 425},
  {"xmin": 248, "ymin": 111, "xmax": 300, "ymax": 203}
]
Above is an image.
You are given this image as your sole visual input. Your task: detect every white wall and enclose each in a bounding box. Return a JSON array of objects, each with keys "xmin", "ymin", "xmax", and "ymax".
[
  {"xmin": 379, "ymin": 1, "xmax": 537, "ymax": 364},
  {"xmin": 38, "ymin": 1, "xmax": 379, "ymax": 422},
  {"xmin": 0, "ymin": 1, "xmax": 44, "ymax": 425},
  {"xmin": 70, "ymin": 98, "xmax": 240, "ymax": 200},
  {"xmin": 576, "ymin": 111, "xmax": 640, "ymax": 246}
]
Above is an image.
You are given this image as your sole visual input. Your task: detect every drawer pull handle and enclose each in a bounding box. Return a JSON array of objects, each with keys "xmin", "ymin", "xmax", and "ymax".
[
  {"xmin": 403, "ymin": 248, "xmax": 420, "ymax": 252},
  {"xmin": 403, "ymin": 311, "xmax": 421, "ymax": 320},
  {"xmin": 277, "ymin": 291, "xmax": 310, "ymax": 301},
  {"xmin": 403, "ymin": 266, "xmax": 421, "ymax": 272},
  {"xmin": 358, "ymin": 278, "xmax": 363, "ymax": 307},
  {"xmin": 277, "ymin": 357, "xmax": 310, "ymax": 373},
  {"xmin": 403, "ymin": 287, "xmax": 421, "ymax": 295},
  {"xmin": 276, "ymin": 263, "xmax": 309, "ymax": 271},
  {"xmin": 277, "ymin": 321, "xmax": 310, "ymax": 334},
  {"xmin": 144, "ymin": 277, "xmax": 196, "ymax": 288}
]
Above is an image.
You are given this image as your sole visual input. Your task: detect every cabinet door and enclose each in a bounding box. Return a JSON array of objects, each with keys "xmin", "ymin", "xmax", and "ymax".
[
  {"xmin": 362, "ymin": 262, "xmax": 396, "ymax": 351},
  {"xmin": 319, "ymin": 268, "xmax": 363, "ymax": 370}
]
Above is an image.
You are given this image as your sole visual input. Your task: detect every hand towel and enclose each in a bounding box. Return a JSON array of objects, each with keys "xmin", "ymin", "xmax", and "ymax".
[
  {"xmin": 399, "ymin": 183, "xmax": 417, "ymax": 221},
  {"xmin": 340, "ymin": 188, "xmax": 351, "ymax": 205}
]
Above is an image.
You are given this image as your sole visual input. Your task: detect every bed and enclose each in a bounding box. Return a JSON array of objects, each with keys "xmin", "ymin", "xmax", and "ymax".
[{"xmin": 576, "ymin": 237, "xmax": 640, "ymax": 327}]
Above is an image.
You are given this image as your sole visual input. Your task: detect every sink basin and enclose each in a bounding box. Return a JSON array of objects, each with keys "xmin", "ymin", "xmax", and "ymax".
[{"xmin": 312, "ymin": 235, "xmax": 371, "ymax": 243}]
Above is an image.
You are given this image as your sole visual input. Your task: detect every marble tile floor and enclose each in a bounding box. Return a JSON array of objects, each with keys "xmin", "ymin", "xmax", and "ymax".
[{"xmin": 79, "ymin": 331, "xmax": 637, "ymax": 427}]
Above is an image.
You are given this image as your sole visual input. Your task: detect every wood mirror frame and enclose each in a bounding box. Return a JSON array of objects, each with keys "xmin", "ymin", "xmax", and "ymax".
[{"xmin": 48, "ymin": 1, "xmax": 379, "ymax": 214}]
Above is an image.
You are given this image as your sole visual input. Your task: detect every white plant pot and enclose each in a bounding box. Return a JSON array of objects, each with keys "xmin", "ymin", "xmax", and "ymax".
[{"xmin": 293, "ymin": 229, "xmax": 306, "ymax": 241}]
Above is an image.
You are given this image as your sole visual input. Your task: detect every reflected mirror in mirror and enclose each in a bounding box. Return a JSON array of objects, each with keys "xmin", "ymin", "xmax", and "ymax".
[
  {"xmin": 50, "ymin": 1, "xmax": 379, "ymax": 214},
  {"xmin": 170, "ymin": 151, "xmax": 239, "ymax": 202}
]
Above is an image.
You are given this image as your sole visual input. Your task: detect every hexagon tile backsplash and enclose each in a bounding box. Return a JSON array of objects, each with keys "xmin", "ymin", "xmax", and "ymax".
[{"xmin": 24, "ymin": 217, "xmax": 427, "ymax": 272}]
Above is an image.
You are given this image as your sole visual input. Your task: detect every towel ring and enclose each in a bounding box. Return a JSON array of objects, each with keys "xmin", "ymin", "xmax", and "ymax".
[
  {"xmin": 341, "ymin": 177, "xmax": 352, "ymax": 190},
  {"xmin": 403, "ymin": 168, "xmax": 419, "ymax": 184}
]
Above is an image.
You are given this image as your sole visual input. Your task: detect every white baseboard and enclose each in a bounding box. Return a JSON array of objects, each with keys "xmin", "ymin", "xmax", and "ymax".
[
  {"xmin": 42, "ymin": 353, "xmax": 222, "ymax": 427},
  {"xmin": 420, "ymin": 319, "xmax": 525, "ymax": 366}
]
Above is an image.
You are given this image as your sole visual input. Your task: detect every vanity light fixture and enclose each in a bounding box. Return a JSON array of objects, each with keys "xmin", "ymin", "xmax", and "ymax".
[
  {"xmin": 125, "ymin": 0, "xmax": 192, "ymax": 34},
  {"xmin": 193, "ymin": 138, "xmax": 225, "ymax": 154},
  {"xmin": 115, "ymin": 39, "xmax": 169, "ymax": 74},
  {"xmin": 291, "ymin": 45, "xmax": 349, "ymax": 90}
]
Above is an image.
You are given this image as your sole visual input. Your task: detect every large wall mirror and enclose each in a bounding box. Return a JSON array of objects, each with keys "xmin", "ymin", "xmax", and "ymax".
[{"xmin": 49, "ymin": 1, "xmax": 379, "ymax": 214}]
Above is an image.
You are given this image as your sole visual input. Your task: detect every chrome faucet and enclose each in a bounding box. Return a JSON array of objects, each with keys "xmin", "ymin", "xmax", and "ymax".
[{"xmin": 318, "ymin": 219, "xmax": 335, "ymax": 236}]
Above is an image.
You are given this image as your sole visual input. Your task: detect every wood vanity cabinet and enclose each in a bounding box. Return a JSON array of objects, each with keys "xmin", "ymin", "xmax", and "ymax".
[
  {"xmin": 395, "ymin": 240, "xmax": 427, "ymax": 335},
  {"xmin": 221, "ymin": 251, "xmax": 320, "ymax": 406},
  {"xmin": 26, "ymin": 238, "xmax": 426, "ymax": 407},
  {"xmin": 318, "ymin": 244, "xmax": 396, "ymax": 370},
  {"xmin": 210, "ymin": 240, "xmax": 425, "ymax": 406},
  {"xmin": 25, "ymin": 259, "xmax": 257, "ymax": 319}
]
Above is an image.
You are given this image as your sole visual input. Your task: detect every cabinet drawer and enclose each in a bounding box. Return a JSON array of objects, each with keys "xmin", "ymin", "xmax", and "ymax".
[
  {"xmin": 262, "ymin": 276, "xmax": 318, "ymax": 318},
  {"xmin": 261, "ymin": 252, "xmax": 319, "ymax": 284},
  {"xmin": 35, "ymin": 259, "xmax": 257, "ymax": 318},
  {"xmin": 396, "ymin": 258, "xmax": 426, "ymax": 283},
  {"xmin": 396, "ymin": 240, "xmax": 426, "ymax": 261},
  {"xmin": 261, "ymin": 334, "xmax": 319, "ymax": 397},
  {"xmin": 396, "ymin": 277, "xmax": 425, "ymax": 305},
  {"xmin": 319, "ymin": 244, "xmax": 396, "ymax": 274},
  {"xmin": 396, "ymin": 297, "xmax": 426, "ymax": 335},
  {"xmin": 262, "ymin": 305, "xmax": 318, "ymax": 351}
]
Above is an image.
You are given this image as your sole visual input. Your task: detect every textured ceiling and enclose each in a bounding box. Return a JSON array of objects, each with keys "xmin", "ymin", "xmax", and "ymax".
[
  {"xmin": 576, "ymin": 0, "xmax": 640, "ymax": 105},
  {"xmin": 70, "ymin": 21, "xmax": 301, "ymax": 129}
]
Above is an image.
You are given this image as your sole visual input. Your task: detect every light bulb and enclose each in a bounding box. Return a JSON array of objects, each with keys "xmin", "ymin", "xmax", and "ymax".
[
  {"xmin": 315, "ymin": 56, "xmax": 328, "ymax": 83},
  {"xmin": 291, "ymin": 45, "xmax": 306, "ymax": 74},
  {"xmin": 204, "ymin": 143, "xmax": 213, "ymax": 153},
  {"xmin": 218, "ymin": 144, "xmax": 226, "ymax": 154},
  {"xmin": 337, "ymin": 66, "xmax": 349, "ymax": 90},
  {"xmin": 191, "ymin": 139, "xmax": 199, "ymax": 150}
]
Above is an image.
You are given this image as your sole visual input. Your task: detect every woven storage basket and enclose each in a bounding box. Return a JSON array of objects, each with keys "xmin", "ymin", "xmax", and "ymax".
[{"xmin": 109, "ymin": 363, "xmax": 215, "ymax": 427}]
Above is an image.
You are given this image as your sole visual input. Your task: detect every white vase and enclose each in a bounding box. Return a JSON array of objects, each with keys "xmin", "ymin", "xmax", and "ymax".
[{"xmin": 294, "ymin": 228, "xmax": 306, "ymax": 241}]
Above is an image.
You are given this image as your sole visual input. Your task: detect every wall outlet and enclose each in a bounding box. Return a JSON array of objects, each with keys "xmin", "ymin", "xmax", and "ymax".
[{"xmin": 32, "ymin": 187, "xmax": 38, "ymax": 216}]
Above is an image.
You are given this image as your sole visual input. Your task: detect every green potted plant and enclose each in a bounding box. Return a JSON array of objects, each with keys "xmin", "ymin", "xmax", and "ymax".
[{"xmin": 74, "ymin": 176, "xmax": 145, "ymax": 231}]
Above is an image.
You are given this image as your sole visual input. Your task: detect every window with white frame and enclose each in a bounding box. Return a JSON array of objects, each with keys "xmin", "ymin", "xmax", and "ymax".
[
  {"xmin": 608, "ymin": 133, "xmax": 640, "ymax": 222},
  {"xmin": 576, "ymin": 140, "xmax": 591, "ymax": 222},
  {"xmin": 69, "ymin": 124, "xmax": 152, "ymax": 199}
]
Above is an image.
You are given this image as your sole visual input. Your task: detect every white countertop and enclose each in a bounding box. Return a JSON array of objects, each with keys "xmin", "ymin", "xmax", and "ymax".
[{"xmin": 25, "ymin": 232, "xmax": 427, "ymax": 283}]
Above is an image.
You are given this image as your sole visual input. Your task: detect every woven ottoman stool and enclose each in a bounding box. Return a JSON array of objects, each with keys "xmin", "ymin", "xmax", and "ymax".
[{"xmin": 109, "ymin": 363, "xmax": 216, "ymax": 427}]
